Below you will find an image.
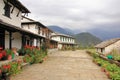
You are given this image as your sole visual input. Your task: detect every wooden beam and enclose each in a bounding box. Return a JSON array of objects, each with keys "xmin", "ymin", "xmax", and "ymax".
[
  {"xmin": 16, "ymin": 10, "xmax": 20, "ymax": 17},
  {"xmin": 11, "ymin": 6, "xmax": 15, "ymax": 13}
]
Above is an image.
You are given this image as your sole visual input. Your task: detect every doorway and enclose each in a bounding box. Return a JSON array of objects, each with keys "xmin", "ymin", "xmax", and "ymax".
[{"xmin": 0, "ymin": 27, "xmax": 5, "ymax": 49}]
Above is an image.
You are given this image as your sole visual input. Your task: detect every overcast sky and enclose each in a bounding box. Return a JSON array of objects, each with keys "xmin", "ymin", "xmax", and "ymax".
[{"xmin": 20, "ymin": 0, "xmax": 120, "ymax": 33}]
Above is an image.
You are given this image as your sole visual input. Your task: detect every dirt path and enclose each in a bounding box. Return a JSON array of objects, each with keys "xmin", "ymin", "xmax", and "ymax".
[{"xmin": 11, "ymin": 50, "xmax": 109, "ymax": 80}]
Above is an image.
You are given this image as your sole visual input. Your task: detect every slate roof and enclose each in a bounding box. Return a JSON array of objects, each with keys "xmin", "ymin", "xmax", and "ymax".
[{"xmin": 95, "ymin": 38, "xmax": 120, "ymax": 48}]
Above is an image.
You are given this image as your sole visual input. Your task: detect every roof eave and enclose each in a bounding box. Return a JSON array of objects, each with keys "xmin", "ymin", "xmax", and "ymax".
[{"xmin": 8, "ymin": 0, "xmax": 30, "ymax": 13}]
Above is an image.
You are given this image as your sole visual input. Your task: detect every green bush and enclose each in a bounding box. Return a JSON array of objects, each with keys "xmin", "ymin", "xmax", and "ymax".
[
  {"xmin": 88, "ymin": 50, "xmax": 120, "ymax": 80},
  {"xmin": 23, "ymin": 48, "xmax": 47, "ymax": 64}
]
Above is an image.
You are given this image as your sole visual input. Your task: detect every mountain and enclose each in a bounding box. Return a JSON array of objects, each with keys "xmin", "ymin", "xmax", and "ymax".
[
  {"xmin": 47, "ymin": 25, "xmax": 102, "ymax": 47},
  {"xmin": 47, "ymin": 25, "xmax": 120, "ymax": 41},
  {"xmin": 88, "ymin": 23, "xmax": 120, "ymax": 40},
  {"xmin": 47, "ymin": 26, "xmax": 74, "ymax": 35},
  {"xmin": 89, "ymin": 29, "xmax": 120, "ymax": 40},
  {"xmin": 73, "ymin": 32, "xmax": 102, "ymax": 47}
]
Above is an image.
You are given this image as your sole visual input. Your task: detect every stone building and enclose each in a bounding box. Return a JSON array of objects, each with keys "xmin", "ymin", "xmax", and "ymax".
[
  {"xmin": 51, "ymin": 33, "xmax": 76, "ymax": 50},
  {"xmin": 0, "ymin": 0, "xmax": 30, "ymax": 49},
  {"xmin": 21, "ymin": 16, "xmax": 58, "ymax": 49},
  {"xmin": 95, "ymin": 38, "xmax": 120, "ymax": 54}
]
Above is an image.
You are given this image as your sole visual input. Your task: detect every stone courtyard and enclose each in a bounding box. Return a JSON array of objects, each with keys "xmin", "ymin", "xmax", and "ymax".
[{"xmin": 11, "ymin": 50, "xmax": 109, "ymax": 80}]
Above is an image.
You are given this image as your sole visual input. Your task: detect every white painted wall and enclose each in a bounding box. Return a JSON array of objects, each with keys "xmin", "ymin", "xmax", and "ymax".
[
  {"xmin": 105, "ymin": 40, "xmax": 120, "ymax": 54},
  {"xmin": 0, "ymin": 0, "xmax": 22, "ymax": 27},
  {"xmin": 96, "ymin": 48, "xmax": 105, "ymax": 54},
  {"xmin": 21, "ymin": 17, "xmax": 33, "ymax": 22},
  {"xmin": 12, "ymin": 32, "xmax": 22, "ymax": 49},
  {"xmin": 22, "ymin": 24, "xmax": 48, "ymax": 38},
  {"xmin": 5, "ymin": 31, "xmax": 9, "ymax": 49},
  {"xmin": 51, "ymin": 35, "xmax": 75, "ymax": 44},
  {"xmin": 52, "ymin": 36, "xmax": 60, "ymax": 41},
  {"xmin": 51, "ymin": 35, "xmax": 76, "ymax": 49},
  {"xmin": 58, "ymin": 44, "xmax": 62, "ymax": 49},
  {"xmin": 22, "ymin": 24, "xmax": 38, "ymax": 34},
  {"xmin": 5, "ymin": 31, "xmax": 22, "ymax": 49},
  {"xmin": 37, "ymin": 39, "xmax": 40, "ymax": 47},
  {"xmin": 33, "ymin": 39, "xmax": 37, "ymax": 46}
]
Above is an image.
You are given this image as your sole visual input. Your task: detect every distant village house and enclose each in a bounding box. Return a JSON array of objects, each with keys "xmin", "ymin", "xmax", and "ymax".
[
  {"xmin": 95, "ymin": 38, "xmax": 120, "ymax": 54},
  {"xmin": 51, "ymin": 33, "xmax": 76, "ymax": 50}
]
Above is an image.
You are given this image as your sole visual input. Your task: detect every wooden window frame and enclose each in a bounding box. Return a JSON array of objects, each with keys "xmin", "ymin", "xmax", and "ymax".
[{"xmin": 4, "ymin": 2, "xmax": 12, "ymax": 18}]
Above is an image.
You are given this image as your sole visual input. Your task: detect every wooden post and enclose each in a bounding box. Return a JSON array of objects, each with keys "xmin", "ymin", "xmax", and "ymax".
[
  {"xmin": 30, "ymin": 37, "xmax": 33, "ymax": 46},
  {"xmin": 22, "ymin": 34, "xmax": 26, "ymax": 48},
  {"xmin": 0, "ymin": 28, "xmax": 5, "ymax": 49},
  {"xmin": 9, "ymin": 32, "xmax": 12, "ymax": 49}
]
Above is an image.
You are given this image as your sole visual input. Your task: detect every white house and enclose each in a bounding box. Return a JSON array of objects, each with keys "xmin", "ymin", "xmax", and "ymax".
[
  {"xmin": 21, "ymin": 16, "xmax": 58, "ymax": 49},
  {"xmin": 51, "ymin": 33, "xmax": 76, "ymax": 50},
  {"xmin": 0, "ymin": 0, "xmax": 31, "ymax": 49},
  {"xmin": 95, "ymin": 38, "xmax": 120, "ymax": 54}
]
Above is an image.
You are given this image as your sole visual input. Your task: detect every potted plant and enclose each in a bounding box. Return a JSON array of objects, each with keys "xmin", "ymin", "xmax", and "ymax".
[
  {"xmin": 1, "ymin": 50, "xmax": 8, "ymax": 61},
  {"xmin": 105, "ymin": 70, "xmax": 111, "ymax": 79},
  {"xmin": 0, "ymin": 53, "xmax": 3, "ymax": 60},
  {"xmin": 6, "ymin": 49, "xmax": 14, "ymax": 60},
  {"xmin": 1, "ymin": 64, "xmax": 11, "ymax": 80},
  {"xmin": 9, "ymin": 61, "xmax": 22, "ymax": 75},
  {"xmin": 18, "ymin": 48, "xmax": 26, "ymax": 56},
  {"xmin": 0, "ymin": 69, "xmax": 2, "ymax": 80},
  {"xmin": 23, "ymin": 55, "xmax": 31, "ymax": 63}
]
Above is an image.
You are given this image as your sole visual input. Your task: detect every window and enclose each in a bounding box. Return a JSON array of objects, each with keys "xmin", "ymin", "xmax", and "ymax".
[
  {"xmin": 101, "ymin": 48, "xmax": 103, "ymax": 53},
  {"xmin": 4, "ymin": 3, "xmax": 11, "ymax": 18}
]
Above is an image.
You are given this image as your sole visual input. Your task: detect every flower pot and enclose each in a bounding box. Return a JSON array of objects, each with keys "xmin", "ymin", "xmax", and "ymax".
[
  {"xmin": 43, "ymin": 56, "xmax": 47, "ymax": 61},
  {"xmin": 101, "ymin": 68, "xmax": 106, "ymax": 72},
  {"xmin": 97, "ymin": 63, "xmax": 101, "ymax": 66},
  {"xmin": 105, "ymin": 71, "xmax": 111, "ymax": 79},
  {"xmin": 0, "ymin": 53, "xmax": 3, "ymax": 60},
  {"xmin": 0, "ymin": 73, "xmax": 2, "ymax": 80},
  {"xmin": 1, "ymin": 56, "xmax": 8, "ymax": 61},
  {"xmin": 39, "ymin": 60, "xmax": 43, "ymax": 63},
  {"xmin": 2, "ymin": 72, "xmax": 10, "ymax": 80}
]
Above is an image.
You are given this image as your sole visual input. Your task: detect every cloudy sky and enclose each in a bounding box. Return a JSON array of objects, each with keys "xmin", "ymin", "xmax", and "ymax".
[{"xmin": 20, "ymin": 0, "xmax": 120, "ymax": 33}]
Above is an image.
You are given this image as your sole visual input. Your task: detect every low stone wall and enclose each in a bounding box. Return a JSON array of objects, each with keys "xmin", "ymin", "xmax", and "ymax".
[
  {"xmin": 99, "ymin": 55, "xmax": 120, "ymax": 67},
  {"xmin": 0, "ymin": 56, "xmax": 23, "ymax": 67},
  {"xmin": 86, "ymin": 51, "xmax": 120, "ymax": 67},
  {"xmin": 48, "ymin": 48, "xmax": 58, "ymax": 54}
]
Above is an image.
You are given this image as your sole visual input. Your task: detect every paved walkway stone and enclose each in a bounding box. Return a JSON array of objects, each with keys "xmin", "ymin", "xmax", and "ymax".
[{"xmin": 11, "ymin": 50, "xmax": 110, "ymax": 80}]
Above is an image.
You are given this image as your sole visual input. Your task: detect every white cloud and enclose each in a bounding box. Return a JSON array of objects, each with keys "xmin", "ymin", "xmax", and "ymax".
[{"xmin": 20, "ymin": 0, "xmax": 120, "ymax": 32}]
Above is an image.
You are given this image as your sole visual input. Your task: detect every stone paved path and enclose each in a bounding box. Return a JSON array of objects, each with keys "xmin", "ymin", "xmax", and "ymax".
[{"xmin": 11, "ymin": 50, "xmax": 110, "ymax": 80}]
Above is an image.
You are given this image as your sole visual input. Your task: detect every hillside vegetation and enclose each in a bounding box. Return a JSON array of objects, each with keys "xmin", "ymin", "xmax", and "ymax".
[{"xmin": 73, "ymin": 32, "xmax": 102, "ymax": 48}]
